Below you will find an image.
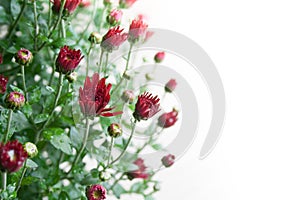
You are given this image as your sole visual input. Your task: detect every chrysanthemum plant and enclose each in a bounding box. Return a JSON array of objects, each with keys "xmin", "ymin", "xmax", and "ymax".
[{"xmin": 0, "ymin": 0, "xmax": 179, "ymax": 199}]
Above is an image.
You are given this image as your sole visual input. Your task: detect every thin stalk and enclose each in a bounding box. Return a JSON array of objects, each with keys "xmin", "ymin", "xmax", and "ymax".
[
  {"xmin": 110, "ymin": 119, "xmax": 136, "ymax": 165},
  {"xmin": 35, "ymin": 73, "xmax": 64, "ymax": 143},
  {"xmin": 21, "ymin": 65, "xmax": 28, "ymax": 101},
  {"xmin": 47, "ymin": 0, "xmax": 52, "ymax": 30},
  {"xmin": 103, "ymin": 52, "xmax": 109, "ymax": 77},
  {"xmin": 33, "ymin": 0, "xmax": 39, "ymax": 51},
  {"xmin": 61, "ymin": 20, "xmax": 66, "ymax": 38},
  {"xmin": 98, "ymin": 50, "xmax": 104, "ymax": 74},
  {"xmin": 38, "ymin": 0, "xmax": 66, "ymax": 51},
  {"xmin": 111, "ymin": 44, "xmax": 133, "ymax": 95},
  {"xmin": 86, "ymin": 43, "xmax": 94, "ymax": 77},
  {"xmin": 1, "ymin": 172, "xmax": 7, "ymax": 191},
  {"xmin": 15, "ymin": 160, "xmax": 27, "ymax": 193},
  {"xmin": 4, "ymin": 109, "xmax": 13, "ymax": 143},
  {"xmin": 69, "ymin": 117, "xmax": 90, "ymax": 173},
  {"xmin": 106, "ymin": 137, "xmax": 114, "ymax": 168},
  {"xmin": 6, "ymin": 0, "xmax": 28, "ymax": 41}
]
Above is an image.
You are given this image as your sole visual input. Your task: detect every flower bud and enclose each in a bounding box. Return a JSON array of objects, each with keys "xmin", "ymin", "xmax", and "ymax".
[
  {"xmin": 56, "ymin": 46, "xmax": 83, "ymax": 74},
  {"xmin": 15, "ymin": 48, "xmax": 33, "ymax": 66},
  {"xmin": 0, "ymin": 75, "xmax": 8, "ymax": 94},
  {"xmin": 80, "ymin": 0, "xmax": 91, "ymax": 7},
  {"xmin": 165, "ymin": 79, "xmax": 177, "ymax": 93},
  {"xmin": 145, "ymin": 73, "xmax": 153, "ymax": 81},
  {"xmin": 121, "ymin": 90, "xmax": 134, "ymax": 103},
  {"xmin": 106, "ymin": 9, "xmax": 123, "ymax": 26},
  {"xmin": 66, "ymin": 71, "xmax": 78, "ymax": 83},
  {"xmin": 52, "ymin": 0, "xmax": 81, "ymax": 15},
  {"xmin": 153, "ymin": 183, "xmax": 160, "ymax": 191},
  {"xmin": 154, "ymin": 51, "xmax": 165, "ymax": 63},
  {"xmin": 107, "ymin": 123, "xmax": 122, "ymax": 138},
  {"xmin": 6, "ymin": 91, "xmax": 25, "ymax": 109},
  {"xmin": 119, "ymin": 0, "xmax": 137, "ymax": 8},
  {"xmin": 88, "ymin": 32, "xmax": 102, "ymax": 44},
  {"xmin": 161, "ymin": 154, "xmax": 175, "ymax": 168},
  {"xmin": 99, "ymin": 170, "xmax": 111, "ymax": 181},
  {"xmin": 24, "ymin": 142, "xmax": 38, "ymax": 158},
  {"xmin": 158, "ymin": 108, "xmax": 178, "ymax": 128}
]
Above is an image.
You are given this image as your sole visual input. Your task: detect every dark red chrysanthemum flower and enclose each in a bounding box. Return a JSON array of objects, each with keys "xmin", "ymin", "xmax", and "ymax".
[
  {"xmin": 5, "ymin": 91, "xmax": 25, "ymax": 109},
  {"xmin": 165, "ymin": 79, "xmax": 177, "ymax": 93},
  {"xmin": 15, "ymin": 48, "xmax": 33, "ymax": 66},
  {"xmin": 154, "ymin": 51, "xmax": 165, "ymax": 63},
  {"xmin": 133, "ymin": 92, "xmax": 160, "ymax": 121},
  {"xmin": 0, "ymin": 75, "xmax": 8, "ymax": 94},
  {"xmin": 101, "ymin": 26, "xmax": 128, "ymax": 52},
  {"xmin": 127, "ymin": 158, "xmax": 149, "ymax": 180},
  {"xmin": 86, "ymin": 184, "xmax": 106, "ymax": 200},
  {"xmin": 119, "ymin": 0, "xmax": 137, "ymax": 8},
  {"xmin": 56, "ymin": 46, "xmax": 83, "ymax": 74},
  {"xmin": 161, "ymin": 154, "xmax": 175, "ymax": 168},
  {"xmin": 158, "ymin": 108, "xmax": 178, "ymax": 128},
  {"xmin": 128, "ymin": 18, "xmax": 148, "ymax": 44},
  {"xmin": 52, "ymin": 0, "xmax": 81, "ymax": 14},
  {"xmin": 79, "ymin": 73, "xmax": 122, "ymax": 118},
  {"xmin": 0, "ymin": 141, "xmax": 28, "ymax": 173}
]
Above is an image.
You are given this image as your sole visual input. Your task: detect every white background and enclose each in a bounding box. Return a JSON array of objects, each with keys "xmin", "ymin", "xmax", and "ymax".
[{"xmin": 126, "ymin": 0, "xmax": 300, "ymax": 199}]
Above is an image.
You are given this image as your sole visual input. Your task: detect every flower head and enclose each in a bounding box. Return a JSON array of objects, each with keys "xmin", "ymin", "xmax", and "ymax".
[
  {"xmin": 107, "ymin": 123, "xmax": 122, "ymax": 138},
  {"xmin": 107, "ymin": 9, "xmax": 123, "ymax": 26},
  {"xmin": 128, "ymin": 18, "xmax": 148, "ymax": 44},
  {"xmin": 0, "ymin": 140, "xmax": 28, "ymax": 173},
  {"xmin": 119, "ymin": 0, "xmax": 137, "ymax": 8},
  {"xmin": 158, "ymin": 108, "xmax": 178, "ymax": 128},
  {"xmin": 161, "ymin": 154, "xmax": 175, "ymax": 168},
  {"xmin": 154, "ymin": 51, "xmax": 165, "ymax": 63},
  {"xmin": 79, "ymin": 73, "xmax": 122, "ymax": 118},
  {"xmin": 0, "ymin": 75, "xmax": 8, "ymax": 94},
  {"xmin": 52, "ymin": 0, "xmax": 81, "ymax": 14},
  {"xmin": 80, "ymin": 0, "xmax": 91, "ymax": 7},
  {"xmin": 56, "ymin": 46, "xmax": 83, "ymax": 74},
  {"xmin": 133, "ymin": 92, "xmax": 160, "ymax": 121},
  {"xmin": 15, "ymin": 48, "xmax": 33, "ymax": 66},
  {"xmin": 24, "ymin": 142, "xmax": 38, "ymax": 158},
  {"xmin": 86, "ymin": 184, "xmax": 106, "ymax": 200},
  {"xmin": 165, "ymin": 79, "xmax": 177, "ymax": 93},
  {"xmin": 127, "ymin": 158, "xmax": 149, "ymax": 180},
  {"xmin": 6, "ymin": 91, "xmax": 25, "ymax": 109},
  {"xmin": 101, "ymin": 26, "xmax": 128, "ymax": 52}
]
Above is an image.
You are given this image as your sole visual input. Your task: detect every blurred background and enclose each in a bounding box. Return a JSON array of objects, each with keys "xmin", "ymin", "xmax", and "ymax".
[{"xmin": 118, "ymin": 0, "xmax": 300, "ymax": 199}]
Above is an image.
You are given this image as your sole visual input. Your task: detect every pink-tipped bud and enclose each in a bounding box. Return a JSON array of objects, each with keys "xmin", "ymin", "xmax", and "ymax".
[
  {"xmin": 107, "ymin": 123, "xmax": 122, "ymax": 138},
  {"xmin": 107, "ymin": 9, "xmax": 123, "ymax": 26},
  {"xmin": 6, "ymin": 91, "xmax": 25, "ymax": 109},
  {"xmin": 15, "ymin": 48, "xmax": 33, "ymax": 66},
  {"xmin": 165, "ymin": 79, "xmax": 177, "ymax": 93},
  {"xmin": 161, "ymin": 154, "xmax": 175, "ymax": 168},
  {"xmin": 154, "ymin": 51, "xmax": 165, "ymax": 63}
]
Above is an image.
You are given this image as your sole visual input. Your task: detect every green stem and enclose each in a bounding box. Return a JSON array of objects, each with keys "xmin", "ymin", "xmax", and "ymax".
[
  {"xmin": 15, "ymin": 160, "xmax": 27, "ymax": 193},
  {"xmin": 33, "ymin": 0, "xmax": 39, "ymax": 51},
  {"xmin": 37, "ymin": 0, "xmax": 66, "ymax": 51},
  {"xmin": 4, "ymin": 109, "xmax": 13, "ymax": 143},
  {"xmin": 103, "ymin": 52, "xmax": 109, "ymax": 77},
  {"xmin": 110, "ymin": 119, "xmax": 136, "ymax": 165},
  {"xmin": 111, "ymin": 44, "xmax": 133, "ymax": 95},
  {"xmin": 47, "ymin": 0, "xmax": 52, "ymax": 30},
  {"xmin": 98, "ymin": 50, "xmax": 104, "ymax": 74},
  {"xmin": 106, "ymin": 137, "xmax": 114, "ymax": 168},
  {"xmin": 109, "ymin": 173, "xmax": 125, "ymax": 191},
  {"xmin": 61, "ymin": 19, "xmax": 66, "ymax": 38},
  {"xmin": 86, "ymin": 43, "xmax": 94, "ymax": 77},
  {"xmin": 6, "ymin": 0, "xmax": 28, "ymax": 41},
  {"xmin": 21, "ymin": 65, "xmax": 28, "ymax": 101},
  {"xmin": 1, "ymin": 172, "xmax": 7, "ymax": 191},
  {"xmin": 76, "ymin": 0, "xmax": 98, "ymax": 44},
  {"xmin": 69, "ymin": 117, "xmax": 90, "ymax": 173},
  {"xmin": 35, "ymin": 73, "xmax": 64, "ymax": 143}
]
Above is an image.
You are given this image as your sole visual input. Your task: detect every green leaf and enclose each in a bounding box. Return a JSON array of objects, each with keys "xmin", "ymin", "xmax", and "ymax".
[
  {"xmin": 130, "ymin": 182, "xmax": 144, "ymax": 193},
  {"xmin": 22, "ymin": 104, "xmax": 32, "ymax": 117},
  {"xmin": 9, "ymin": 85, "xmax": 24, "ymax": 94},
  {"xmin": 70, "ymin": 127, "xmax": 83, "ymax": 149},
  {"xmin": 50, "ymin": 134, "xmax": 72, "ymax": 155},
  {"xmin": 112, "ymin": 183, "xmax": 126, "ymax": 199},
  {"xmin": 10, "ymin": 0, "xmax": 21, "ymax": 19},
  {"xmin": 43, "ymin": 127, "xmax": 65, "ymax": 140},
  {"xmin": 93, "ymin": 8, "xmax": 104, "ymax": 27},
  {"xmin": 151, "ymin": 143, "xmax": 163, "ymax": 151},
  {"xmin": 29, "ymin": 87, "xmax": 42, "ymax": 104},
  {"xmin": 145, "ymin": 196, "xmax": 155, "ymax": 200},
  {"xmin": 34, "ymin": 113, "xmax": 49, "ymax": 124},
  {"xmin": 26, "ymin": 159, "xmax": 38, "ymax": 169}
]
